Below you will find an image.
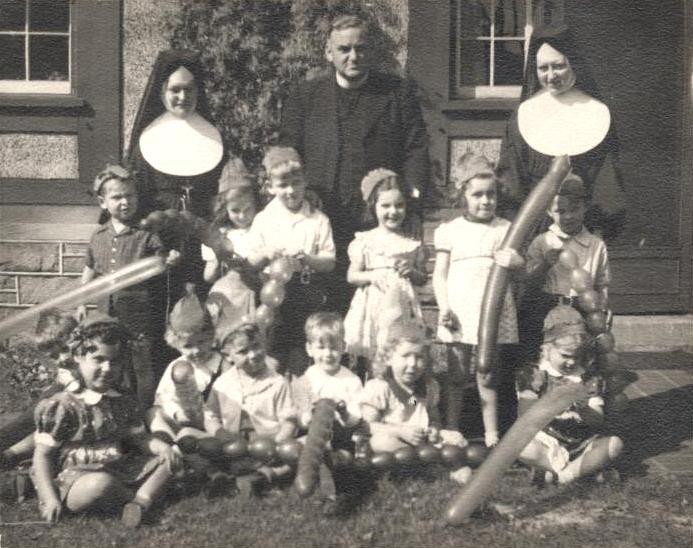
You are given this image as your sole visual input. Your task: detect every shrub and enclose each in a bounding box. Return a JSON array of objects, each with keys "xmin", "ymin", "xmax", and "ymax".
[{"xmin": 165, "ymin": 0, "xmax": 405, "ymax": 173}]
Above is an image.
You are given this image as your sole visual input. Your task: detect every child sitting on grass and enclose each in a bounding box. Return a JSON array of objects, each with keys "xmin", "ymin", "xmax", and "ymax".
[
  {"xmin": 204, "ymin": 323, "xmax": 298, "ymax": 495},
  {"xmin": 516, "ymin": 305, "xmax": 623, "ymax": 484},
  {"xmin": 148, "ymin": 286, "xmax": 230, "ymax": 445},
  {"xmin": 360, "ymin": 322, "xmax": 472, "ymax": 485},
  {"xmin": 291, "ymin": 312, "xmax": 364, "ymax": 511},
  {"xmin": 31, "ymin": 314, "xmax": 180, "ymax": 527}
]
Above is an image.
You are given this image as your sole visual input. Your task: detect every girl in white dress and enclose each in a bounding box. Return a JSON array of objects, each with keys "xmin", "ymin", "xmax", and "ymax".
[
  {"xmin": 432, "ymin": 153, "xmax": 524, "ymax": 447},
  {"xmin": 344, "ymin": 169, "xmax": 428, "ymax": 378}
]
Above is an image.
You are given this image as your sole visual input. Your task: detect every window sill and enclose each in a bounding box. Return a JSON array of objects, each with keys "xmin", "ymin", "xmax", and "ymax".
[
  {"xmin": 0, "ymin": 94, "xmax": 86, "ymax": 110},
  {"xmin": 440, "ymin": 98, "xmax": 520, "ymax": 113}
]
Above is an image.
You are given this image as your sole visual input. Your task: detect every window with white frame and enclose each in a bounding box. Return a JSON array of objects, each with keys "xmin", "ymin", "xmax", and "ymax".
[
  {"xmin": 455, "ymin": 0, "xmax": 565, "ymax": 98},
  {"xmin": 0, "ymin": 0, "xmax": 71, "ymax": 94}
]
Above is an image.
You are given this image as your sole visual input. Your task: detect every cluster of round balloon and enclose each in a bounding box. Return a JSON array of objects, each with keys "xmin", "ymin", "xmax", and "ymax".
[
  {"xmin": 176, "ymin": 433, "xmax": 490, "ymax": 471},
  {"xmin": 251, "ymin": 256, "xmax": 300, "ymax": 329},
  {"xmin": 558, "ymin": 248, "xmax": 617, "ymax": 366}
]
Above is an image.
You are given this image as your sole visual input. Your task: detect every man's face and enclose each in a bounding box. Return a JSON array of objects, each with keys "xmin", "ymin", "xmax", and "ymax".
[{"xmin": 325, "ymin": 26, "xmax": 371, "ymax": 82}]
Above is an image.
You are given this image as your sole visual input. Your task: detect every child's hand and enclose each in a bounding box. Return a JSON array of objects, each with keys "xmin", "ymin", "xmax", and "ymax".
[
  {"xmin": 427, "ymin": 427, "xmax": 441, "ymax": 444},
  {"xmin": 165, "ymin": 249, "xmax": 182, "ymax": 267},
  {"xmin": 439, "ymin": 309, "xmax": 460, "ymax": 332},
  {"xmin": 494, "ymin": 249, "xmax": 525, "ymax": 270},
  {"xmin": 394, "ymin": 259, "xmax": 413, "ymax": 278},
  {"xmin": 369, "ymin": 270, "xmax": 390, "ymax": 292},
  {"xmin": 484, "ymin": 430, "xmax": 499, "ymax": 447},
  {"xmin": 397, "ymin": 425, "xmax": 427, "ymax": 446},
  {"xmin": 39, "ymin": 495, "xmax": 62, "ymax": 523},
  {"xmin": 155, "ymin": 443, "xmax": 183, "ymax": 473}
]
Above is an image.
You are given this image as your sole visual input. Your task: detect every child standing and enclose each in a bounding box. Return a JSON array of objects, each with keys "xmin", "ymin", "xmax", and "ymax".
[
  {"xmin": 520, "ymin": 173, "xmax": 610, "ymax": 364},
  {"xmin": 248, "ymin": 146, "xmax": 336, "ymax": 376},
  {"xmin": 31, "ymin": 315, "xmax": 180, "ymax": 527},
  {"xmin": 78, "ymin": 164, "xmax": 178, "ymax": 408},
  {"xmin": 148, "ymin": 286, "xmax": 230, "ymax": 444},
  {"xmin": 204, "ymin": 323, "xmax": 297, "ymax": 493},
  {"xmin": 203, "ymin": 167, "xmax": 261, "ymax": 330},
  {"xmin": 344, "ymin": 169, "xmax": 427, "ymax": 377},
  {"xmin": 432, "ymin": 153, "xmax": 524, "ymax": 446},
  {"xmin": 516, "ymin": 305, "xmax": 623, "ymax": 484},
  {"xmin": 359, "ymin": 323, "xmax": 472, "ymax": 485}
]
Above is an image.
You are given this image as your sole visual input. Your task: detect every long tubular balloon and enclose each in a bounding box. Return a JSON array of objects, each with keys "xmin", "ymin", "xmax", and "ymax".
[
  {"xmin": 445, "ymin": 381, "xmax": 587, "ymax": 526},
  {"xmin": 476, "ymin": 156, "xmax": 571, "ymax": 374},
  {"xmin": 294, "ymin": 398, "xmax": 337, "ymax": 498},
  {"xmin": 0, "ymin": 256, "xmax": 166, "ymax": 340}
]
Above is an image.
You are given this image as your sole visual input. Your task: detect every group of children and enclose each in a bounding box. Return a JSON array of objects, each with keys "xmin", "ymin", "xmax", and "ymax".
[{"xmin": 0, "ymin": 145, "xmax": 623, "ymax": 526}]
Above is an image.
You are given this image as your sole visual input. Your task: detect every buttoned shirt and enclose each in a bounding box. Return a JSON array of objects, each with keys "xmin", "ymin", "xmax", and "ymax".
[
  {"xmin": 359, "ymin": 378, "xmax": 440, "ymax": 430},
  {"xmin": 204, "ymin": 365, "xmax": 297, "ymax": 437},
  {"xmin": 527, "ymin": 224, "xmax": 610, "ymax": 296},
  {"xmin": 248, "ymin": 198, "xmax": 335, "ymax": 259},
  {"xmin": 85, "ymin": 221, "xmax": 163, "ymax": 276}
]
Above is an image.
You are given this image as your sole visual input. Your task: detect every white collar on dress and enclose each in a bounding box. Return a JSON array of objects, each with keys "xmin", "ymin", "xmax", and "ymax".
[{"xmin": 75, "ymin": 388, "xmax": 122, "ymax": 405}]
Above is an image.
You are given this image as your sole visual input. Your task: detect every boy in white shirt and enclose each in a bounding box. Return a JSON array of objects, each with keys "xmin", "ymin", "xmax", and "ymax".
[{"xmin": 248, "ymin": 146, "xmax": 336, "ymax": 376}]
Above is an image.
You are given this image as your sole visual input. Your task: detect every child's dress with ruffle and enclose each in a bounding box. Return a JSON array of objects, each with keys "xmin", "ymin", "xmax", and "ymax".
[
  {"xmin": 344, "ymin": 229, "xmax": 425, "ymax": 361},
  {"xmin": 33, "ymin": 389, "xmax": 158, "ymax": 500}
]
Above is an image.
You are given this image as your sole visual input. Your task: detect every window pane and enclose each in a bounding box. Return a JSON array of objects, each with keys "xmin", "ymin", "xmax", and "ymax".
[
  {"xmin": 29, "ymin": 0, "xmax": 69, "ymax": 32},
  {"xmin": 495, "ymin": 40, "xmax": 524, "ymax": 84},
  {"xmin": 0, "ymin": 0, "xmax": 26, "ymax": 31},
  {"xmin": 459, "ymin": 40, "xmax": 490, "ymax": 86},
  {"xmin": 0, "ymin": 35, "xmax": 25, "ymax": 79},
  {"xmin": 29, "ymin": 35, "xmax": 68, "ymax": 80},
  {"xmin": 459, "ymin": 0, "xmax": 491, "ymax": 38},
  {"xmin": 494, "ymin": 1, "xmax": 527, "ymax": 37}
]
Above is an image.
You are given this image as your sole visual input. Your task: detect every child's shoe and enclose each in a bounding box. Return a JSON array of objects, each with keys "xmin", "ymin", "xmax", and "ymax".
[{"xmin": 122, "ymin": 501, "xmax": 144, "ymax": 529}]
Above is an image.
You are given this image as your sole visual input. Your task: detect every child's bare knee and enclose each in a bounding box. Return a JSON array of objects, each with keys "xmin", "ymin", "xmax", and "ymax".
[
  {"xmin": 607, "ymin": 435, "xmax": 624, "ymax": 459},
  {"xmin": 370, "ymin": 434, "xmax": 406, "ymax": 453}
]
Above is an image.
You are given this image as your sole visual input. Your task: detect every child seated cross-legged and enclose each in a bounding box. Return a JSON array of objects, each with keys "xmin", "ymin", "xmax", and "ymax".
[
  {"xmin": 204, "ymin": 323, "xmax": 298, "ymax": 496},
  {"xmin": 148, "ymin": 286, "xmax": 231, "ymax": 446},
  {"xmin": 516, "ymin": 305, "xmax": 623, "ymax": 485},
  {"xmin": 291, "ymin": 313, "xmax": 364, "ymax": 509},
  {"xmin": 359, "ymin": 322, "xmax": 473, "ymax": 485},
  {"xmin": 31, "ymin": 315, "xmax": 180, "ymax": 528}
]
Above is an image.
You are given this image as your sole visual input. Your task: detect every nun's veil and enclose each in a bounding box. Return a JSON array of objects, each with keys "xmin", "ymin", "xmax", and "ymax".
[
  {"xmin": 521, "ymin": 24, "xmax": 603, "ymax": 103},
  {"xmin": 127, "ymin": 49, "xmax": 214, "ymax": 161}
]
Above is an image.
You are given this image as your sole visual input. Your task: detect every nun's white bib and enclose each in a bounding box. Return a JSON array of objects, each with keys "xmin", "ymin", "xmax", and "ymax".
[
  {"xmin": 139, "ymin": 112, "xmax": 223, "ymax": 176},
  {"xmin": 518, "ymin": 88, "xmax": 611, "ymax": 156}
]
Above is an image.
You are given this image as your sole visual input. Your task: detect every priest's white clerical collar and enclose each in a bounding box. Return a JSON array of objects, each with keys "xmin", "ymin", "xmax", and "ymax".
[
  {"xmin": 335, "ymin": 71, "xmax": 369, "ymax": 90},
  {"xmin": 518, "ymin": 88, "xmax": 610, "ymax": 156},
  {"xmin": 140, "ymin": 111, "xmax": 223, "ymax": 176}
]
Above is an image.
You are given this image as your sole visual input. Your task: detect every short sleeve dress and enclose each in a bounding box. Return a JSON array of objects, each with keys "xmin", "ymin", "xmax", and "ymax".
[
  {"xmin": 344, "ymin": 229, "xmax": 425, "ymax": 360},
  {"xmin": 33, "ymin": 390, "xmax": 158, "ymax": 500},
  {"xmin": 434, "ymin": 215, "xmax": 518, "ymax": 345}
]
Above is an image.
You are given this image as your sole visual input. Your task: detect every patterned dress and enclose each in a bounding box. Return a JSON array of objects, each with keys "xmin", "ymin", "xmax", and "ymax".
[
  {"xmin": 33, "ymin": 389, "xmax": 158, "ymax": 500},
  {"xmin": 344, "ymin": 229, "xmax": 425, "ymax": 361}
]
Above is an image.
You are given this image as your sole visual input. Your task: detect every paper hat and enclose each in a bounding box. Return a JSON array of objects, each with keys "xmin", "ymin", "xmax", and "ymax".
[
  {"xmin": 92, "ymin": 164, "xmax": 133, "ymax": 195},
  {"xmin": 78, "ymin": 312, "xmax": 121, "ymax": 331},
  {"xmin": 557, "ymin": 172, "xmax": 587, "ymax": 199},
  {"xmin": 168, "ymin": 284, "xmax": 212, "ymax": 334},
  {"xmin": 218, "ymin": 156, "xmax": 252, "ymax": 192},
  {"xmin": 360, "ymin": 168, "xmax": 399, "ymax": 201},
  {"xmin": 452, "ymin": 153, "xmax": 495, "ymax": 189},
  {"xmin": 262, "ymin": 146, "xmax": 302, "ymax": 177},
  {"xmin": 542, "ymin": 304, "xmax": 588, "ymax": 343}
]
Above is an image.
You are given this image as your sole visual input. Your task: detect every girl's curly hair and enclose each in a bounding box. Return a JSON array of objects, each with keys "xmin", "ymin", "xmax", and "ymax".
[
  {"xmin": 361, "ymin": 172, "xmax": 418, "ymax": 236},
  {"xmin": 448, "ymin": 153, "xmax": 511, "ymax": 215},
  {"xmin": 209, "ymin": 177, "xmax": 261, "ymax": 230},
  {"xmin": 68, "ymin": 320, "xmax": 131, "ymax": 358},
  {"xmin": 371, "ymin": 321, "xmax": 431, "ymax": 379}
]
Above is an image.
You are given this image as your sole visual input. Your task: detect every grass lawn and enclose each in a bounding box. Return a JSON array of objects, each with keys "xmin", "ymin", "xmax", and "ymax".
[{"xmin": 1, "ymin": 339, "xmax": 691, "ymax": 547}]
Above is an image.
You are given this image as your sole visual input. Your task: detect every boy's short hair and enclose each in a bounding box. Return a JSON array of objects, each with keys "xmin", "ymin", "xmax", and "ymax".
[
  {"xmin": 92, "ymin": 164, "xmax": 133, "ymax": 196},
  {"xmin": 304, "ymin": 312, "xmax": 344, "ymax": 345},
  {"xmin": 556, "ymin": 173, "xmax": 587, "ymax": 202},
  {"xmin": 372, "ymin": 321, "xmax": 429, "ymax": 378},
  {"xmin": 222, "ymin": 322, "xmax": 263, "ymax": 349},
  {"xmin": 262, "ymin": 146, "xmax": 302, "ymax": 179}
]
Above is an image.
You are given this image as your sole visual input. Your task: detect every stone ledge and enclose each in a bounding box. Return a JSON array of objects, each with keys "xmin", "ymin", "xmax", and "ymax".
[{"xmin": 613, "ymin": 315, "xmax": 693, "ymax": 352}]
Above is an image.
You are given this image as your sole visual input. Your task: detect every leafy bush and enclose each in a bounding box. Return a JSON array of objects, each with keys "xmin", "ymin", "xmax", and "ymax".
[{"xmin": 165, "ymin": 0, "xmax": 405, "ymax": 172}]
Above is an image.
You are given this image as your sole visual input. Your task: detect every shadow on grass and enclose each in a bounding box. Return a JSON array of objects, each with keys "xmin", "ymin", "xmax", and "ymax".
[{"xmin": 611, "ymin": 384, "xmax": 693, "ymax": 476}]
